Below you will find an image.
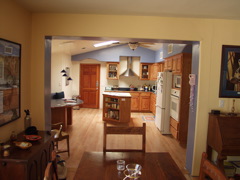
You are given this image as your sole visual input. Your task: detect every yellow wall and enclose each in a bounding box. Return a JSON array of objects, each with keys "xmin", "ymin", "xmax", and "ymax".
[
  {"xmin": 30, "ymin": 13, "xmax": 240, "ymax": 175},
  {"xmin": 0, "ymin": 1, "xmax": 31, "ymax": 141},
  {"xmin": 2, "ymin": 0, "xmax": 240, "ymax": 176}
]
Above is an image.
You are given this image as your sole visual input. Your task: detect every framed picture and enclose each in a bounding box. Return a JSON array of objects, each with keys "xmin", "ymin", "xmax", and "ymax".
[
  {"xmin": 0, "ymin": 38, "xmax": 21, "ymax": 127},
  {"xmin": 219, "ymin": 45, "xmax": 240, "ymax": 98}
]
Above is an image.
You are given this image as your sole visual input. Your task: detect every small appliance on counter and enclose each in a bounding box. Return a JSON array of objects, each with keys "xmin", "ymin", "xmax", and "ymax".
[
  {"xmin": 105, "ymin": 87, "xmax": 112, "ymax": 91},
  {"xmin": 152, "ymin": 85, "xmax": 157, "ymax": 92}
]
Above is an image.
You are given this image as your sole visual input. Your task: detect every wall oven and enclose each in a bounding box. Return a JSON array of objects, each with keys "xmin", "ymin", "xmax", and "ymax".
[{"xmin": 170, "ymin": 89, "xmax": 180, "ymax": 121}]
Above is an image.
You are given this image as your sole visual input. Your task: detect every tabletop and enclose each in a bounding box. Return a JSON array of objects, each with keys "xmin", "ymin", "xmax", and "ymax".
[
  {"xmin": 51, "ymin": 98, "xmax": 83, "ymax": 108},
  {"xmin": 74, "ymin": 152, "xmax": 186, "ymax": 180}
]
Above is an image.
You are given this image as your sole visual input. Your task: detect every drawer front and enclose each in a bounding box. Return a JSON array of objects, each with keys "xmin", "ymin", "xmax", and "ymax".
[
  {"xmin": 170, "ymin": 126, "xmax": 179, "ymax": 139},
  {"xmin": 140, "ymin": 92, "xmax": 151, "ymax": 96},
  {"xmin": 130, "ymin": 92, "xmax": 140, "ymax": 97},
  {"xmin": 170, "ymin": 117, "xmax": 179, "ymax": 130}
]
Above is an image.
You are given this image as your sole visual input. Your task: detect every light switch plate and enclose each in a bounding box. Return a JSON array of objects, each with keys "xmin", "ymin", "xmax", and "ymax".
[{"xmin": 219, "ymin": 100, "xmax": 224, "ymax": 108}]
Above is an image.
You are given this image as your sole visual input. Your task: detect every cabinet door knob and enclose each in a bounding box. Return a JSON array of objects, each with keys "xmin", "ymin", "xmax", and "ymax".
[{"xmin": 1, "ymin": 161, "xmax": 7, "ymax": 166}]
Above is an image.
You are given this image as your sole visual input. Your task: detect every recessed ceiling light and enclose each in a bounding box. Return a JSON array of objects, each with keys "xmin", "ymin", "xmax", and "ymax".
[{"xmin": 94, "ymin": 41, "xmax": 119, "ymax": 47}]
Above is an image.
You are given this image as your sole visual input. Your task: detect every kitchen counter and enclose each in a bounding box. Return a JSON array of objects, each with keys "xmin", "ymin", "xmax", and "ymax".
[
  {"xmin": 105, "ymin": 87, "xmax": 156, "ymax": 93},
  {"xmin": 105, "ymin": 90, "xmax": 156, "ymax": 94},
  {"xmin": 102, "ymin": 92, "xmax": 131, "ymax": 97}
]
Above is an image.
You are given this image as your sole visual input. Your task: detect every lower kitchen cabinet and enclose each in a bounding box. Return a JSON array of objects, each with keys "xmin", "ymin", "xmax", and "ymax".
[
  {"xmin": 170, "ymin": 117, "xmax": 179, "ymax": 139},
  {"xmin": 140, "ymin": 92, "xmax": 150, "ymax": 111},
  {"xmin": 130, "ymin": 92, "xmax": 140, "ymax": 111},
  {"xmin": 129, "ymin": 92, "xmax": 155, "ymax": 113},
  {"xmin": 150, "ymin": 93, "xmax": 156, "ymax": 115}
]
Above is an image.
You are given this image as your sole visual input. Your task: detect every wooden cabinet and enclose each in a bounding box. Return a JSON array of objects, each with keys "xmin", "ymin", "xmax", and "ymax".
[
  {"xmin": 102, "ymin": 93, "xmax": 131, "ymax": 123},
  {"xmin": 139, "ymin": 63, "xmax": 151, "ymax": 80},
  {"xmin": 130, "ymin": 92, "xmax": 140, "ymax": 111},
  {"xmin": 140, "ymin": 92, "xmax": 150, "ymax": 111},
  {"xmin": 168, "ymin": 53, "xmax": 192, "ymax": 146},
  {"xmin": 159, "ymin": 62, "xmax": 164, "ymax": 72},
  {"xmin": 170, "ymin": 117, "xmax": 179, "ymax": 139},
  {"xmin": 150, "ymin": 63, "xmax": 160, "ymax": 80},
  {"xmin": 106, "ymin": 62, "xmax": 119, "ymax": 79},
  {"xmin": 172, "ymin": 54, "xmax": 182, "ymax": 73},
  {"xmin": 207, "ymin": 113, "xmax": 240, "ymax": 171},
  {"xmin": 0, "ymin": 131, "xmax": 54, "ymax": 180},
  {"xmin": 164, "ymin": 58, "xmax": 172, "ymax": 71},
  {"xmin": 150, "ymin": 93, "xmax": 156, "ymax": 115}
]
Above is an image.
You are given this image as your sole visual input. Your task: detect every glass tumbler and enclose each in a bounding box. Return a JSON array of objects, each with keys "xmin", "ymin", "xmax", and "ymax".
[{"xmin": 117, "ymin": 160, "xmax": 125, "ymax": 171}]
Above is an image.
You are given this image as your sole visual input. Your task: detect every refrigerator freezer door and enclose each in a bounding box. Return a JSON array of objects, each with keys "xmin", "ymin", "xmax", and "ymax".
[
  {"xmin": 155, "ymin": 106, "xmax": 171, "ymax": 134},
  {"xmin": 156, "ymin": 72, "xmax": 166, "ymax": 108},
  {"xmin": 155, "ymin": 106, "xmax": 165, "ymax": 131}
]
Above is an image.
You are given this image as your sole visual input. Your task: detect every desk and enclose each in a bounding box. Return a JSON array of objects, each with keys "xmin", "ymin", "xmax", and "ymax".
[
  {"xmin": 51, "ymin": 99, "xmax": 83, "ymax": 131},
  {"xmin": 0, "ymin": 131, "xmax": 54, "ymax": 180},
  {"xmin": 74, "ymin": 152, "xmax": 186, "ymax": 180},
  {"xmin": 207, "ymin": 113, "xmax": 240, "ymax": 171}
]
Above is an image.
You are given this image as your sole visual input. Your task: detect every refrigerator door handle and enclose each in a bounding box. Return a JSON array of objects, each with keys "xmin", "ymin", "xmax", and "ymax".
[{"xmin": 156, "ymin": 105, "xmax": 165, "ymax": 109}]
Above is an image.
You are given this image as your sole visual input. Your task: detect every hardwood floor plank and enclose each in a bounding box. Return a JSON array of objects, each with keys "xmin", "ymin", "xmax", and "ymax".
[{"xmin": 57, "ymin": 108, "xmax": 198, "ymax": 179}]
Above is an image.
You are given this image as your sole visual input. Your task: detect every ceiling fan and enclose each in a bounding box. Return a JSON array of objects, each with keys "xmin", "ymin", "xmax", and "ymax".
[{"xmin": 114, "ymin": 42, "xmax": 155, "ymax": 51}]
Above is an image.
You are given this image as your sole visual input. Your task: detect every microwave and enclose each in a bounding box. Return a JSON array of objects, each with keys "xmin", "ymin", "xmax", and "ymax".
[{"xmin": 173, "ymin": 75, "xmax": 181, "ymax": 88}]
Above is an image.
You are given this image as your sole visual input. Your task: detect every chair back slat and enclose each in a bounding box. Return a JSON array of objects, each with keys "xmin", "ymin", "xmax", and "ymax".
[{"xmin": 103, "ymin": 123, "xmax": 146, "ymax": 152}]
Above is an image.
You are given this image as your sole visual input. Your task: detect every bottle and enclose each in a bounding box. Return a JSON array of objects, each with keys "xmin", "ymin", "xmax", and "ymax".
[
  {"xmin": 148, "ymin": 85, "xmax": 151, "ymax": 91},
  {"xmin": 24, "ymin": 109, "xmax": 31, "ymax": 130},
  {"xmin": 24, "ymin": 115, "xmax": 31, "ymax": 129}
]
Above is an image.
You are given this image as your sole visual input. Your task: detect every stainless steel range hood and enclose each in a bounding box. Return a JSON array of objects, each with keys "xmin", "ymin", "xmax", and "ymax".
[{"xmin": 120, "ymin": 57, "xmax": 138, "ymax": 77}]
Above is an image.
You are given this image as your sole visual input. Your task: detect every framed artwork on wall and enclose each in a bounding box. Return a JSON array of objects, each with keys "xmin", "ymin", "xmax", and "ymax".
[
  {"xmin": 0, "ymin": 38, "xmax": 21, "ymax": 127},
  {"xmin": 219, "ymin": 45, "xmax": 240, "ymax": 98}
]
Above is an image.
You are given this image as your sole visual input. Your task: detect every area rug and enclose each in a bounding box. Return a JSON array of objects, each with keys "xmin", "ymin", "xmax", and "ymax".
[{"xmin": 142, "ymin": 116, "xmax": 155, "ymax": 121}]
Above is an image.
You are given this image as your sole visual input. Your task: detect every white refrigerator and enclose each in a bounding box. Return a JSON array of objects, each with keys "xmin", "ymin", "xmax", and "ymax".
[{"xmin": 155, "ymin": 71, "xmax": 172, "ymax": 134}]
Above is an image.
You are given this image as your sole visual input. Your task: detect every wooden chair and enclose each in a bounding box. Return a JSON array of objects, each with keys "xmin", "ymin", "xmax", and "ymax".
[
  {"xmin": 44, "ymin": 150, "xmax": 58, "ymax": 180},
  {"xmin": 103, "ymin": 122, "xmax": 146, "ymax": 152},
  {"xmin": 51, "ymin": 122, "xmax": 70, "ymax": 157},
  {"xmin": 199, "ymin": 152, "xmax": 234, "ymax": 180}
]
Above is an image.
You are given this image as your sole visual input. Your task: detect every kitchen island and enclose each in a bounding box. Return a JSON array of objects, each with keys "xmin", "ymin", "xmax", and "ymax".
[{"xmin": 102, "ymin": 92, "xmax": 131, "ymax": 123}]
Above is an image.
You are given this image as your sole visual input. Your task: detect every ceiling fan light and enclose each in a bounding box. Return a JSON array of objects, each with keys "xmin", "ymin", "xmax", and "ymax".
[
  {"xmin": 128, "ymin": 43, "xmax": 139, "ymax": 51},
  {"xmin": 93, "ymin": 41, "xmax": 119, "ymax": 47}
]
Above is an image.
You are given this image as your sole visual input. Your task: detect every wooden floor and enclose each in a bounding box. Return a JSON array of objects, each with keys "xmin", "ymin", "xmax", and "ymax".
[{"xmin": 57, "ymin": 108, "xmax": 198, "ymax": 180}]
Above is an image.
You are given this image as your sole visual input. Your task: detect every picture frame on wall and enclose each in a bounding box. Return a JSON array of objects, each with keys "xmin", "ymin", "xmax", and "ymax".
[
  {"xmin": 219, "ymin": 45, "xmax": 240, "ymax": 98},
  {"xmin": 0, "ymin": 38, "xmax": 21, "ymax": 127}
]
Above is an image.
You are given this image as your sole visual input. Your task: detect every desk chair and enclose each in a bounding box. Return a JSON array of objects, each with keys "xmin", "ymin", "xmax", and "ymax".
[
  {"xmin": 199, "ymin": 152, "xmax": 234, "ymax": 180},
  {"xmin": 51, "ymin": 122, "xmax": 70, "ymax": 157},
  {"xmin": 103, "ymin": 122, "xmax": 146, "ymax": 152},
  {"xmin": 44, "ymin": 150, "xmax": 58, "ymax": 180}
]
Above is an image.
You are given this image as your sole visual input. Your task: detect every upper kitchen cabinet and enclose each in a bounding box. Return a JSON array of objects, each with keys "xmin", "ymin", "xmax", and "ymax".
[
  {"xmin": 140, "ymin": 63, "xmax": 152, "ymax": 80},
  {"xmin": 164, "ymin": 58, "xmax": 172, "ymax": 71},
  {"xmin": 159, "ymin": 62, "xmax": 164, "ymax": 72},
  {"xmin": 107, "ymin": 62, "xmax": 119, "ymax": 79},
  {"xmin": 172, "ymin": 54, "xmax": 182, "ymax": 74},
  {"xmin": 150, "ymin": 63, "xmax": 160, "ymax": 80}
]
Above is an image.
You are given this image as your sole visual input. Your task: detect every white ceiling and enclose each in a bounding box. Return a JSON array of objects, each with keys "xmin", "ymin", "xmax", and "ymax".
[{"xmin": 14, "ymin": 0, "xmax": 240, "ymax": 55}]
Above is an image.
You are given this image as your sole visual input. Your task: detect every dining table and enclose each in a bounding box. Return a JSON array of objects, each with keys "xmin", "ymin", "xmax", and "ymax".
[{"xmin": 74, "ymin": 151, "xmax": 186, "ymax": 180}]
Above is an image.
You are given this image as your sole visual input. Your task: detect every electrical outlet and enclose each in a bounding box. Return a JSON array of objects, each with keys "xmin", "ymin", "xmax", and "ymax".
[{"xmin": 219, "ymin": 100, "xmax": 224, "ymax": 108}]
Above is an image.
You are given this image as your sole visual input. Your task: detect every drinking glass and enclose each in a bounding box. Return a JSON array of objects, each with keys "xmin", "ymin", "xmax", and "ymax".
[{"xmin": 117, "ymin": 160, "xmax": 125, "ymax": 171}]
